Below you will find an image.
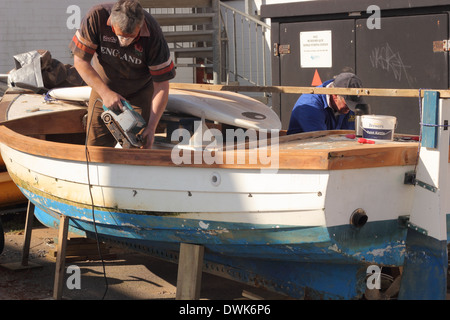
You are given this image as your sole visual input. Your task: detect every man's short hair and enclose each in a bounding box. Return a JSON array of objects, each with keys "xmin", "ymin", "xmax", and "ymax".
[{"xmin": 111, "ymin": 0, "xmax": 144, "ymax": 34}]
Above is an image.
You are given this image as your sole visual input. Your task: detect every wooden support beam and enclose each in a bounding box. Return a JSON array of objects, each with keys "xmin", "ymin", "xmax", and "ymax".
[
  {"xmin": 53, "ymin": 214, "xmax": 69, "ymax": 300},
  {"xmin": 21, "ymin": 201, "xmax": 35, "ymax": 266},
  {"xmin": 176, "ymin": 243, "xmax": 204, "ymax": 300},
  {"xmin": 169, "ymin": 83, "xmax": 450, "ymax": 98},
  {"xmin": 0, "ymin": 201, "xmax": 41, "ymax": 271}
]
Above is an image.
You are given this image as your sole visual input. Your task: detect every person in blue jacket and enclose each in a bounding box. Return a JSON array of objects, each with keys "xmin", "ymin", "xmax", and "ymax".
[{"xmin": 287, "ymin": 72, "xmax": 365, "ymax": 135}]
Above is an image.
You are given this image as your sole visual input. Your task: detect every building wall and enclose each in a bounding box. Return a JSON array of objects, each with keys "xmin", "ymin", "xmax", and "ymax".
[
  {"xmin": 0, "ymin": 0, "xmax": 193, "ymax": 83},
  {"xmin": 0, "ymin": 0, "xmax": 102, "ymax": 74},
  {"xmin": 0, "ymin": 1, "xmax": 316, "ymax": 82}
]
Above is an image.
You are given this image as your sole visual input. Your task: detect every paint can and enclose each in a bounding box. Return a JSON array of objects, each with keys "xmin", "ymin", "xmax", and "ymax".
[{"xmin": 361, "ymin": 115, "xmax": 397, "ymax": 140}]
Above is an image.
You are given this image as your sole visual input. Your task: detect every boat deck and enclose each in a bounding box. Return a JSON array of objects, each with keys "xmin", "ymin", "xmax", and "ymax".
[
  {"xmin": 0, "ymin": 89, "xmax": 86, "ymax": 122},
  {"xmin": 0, "ymin": 90, "xmax": 423, "ymax": 171}
]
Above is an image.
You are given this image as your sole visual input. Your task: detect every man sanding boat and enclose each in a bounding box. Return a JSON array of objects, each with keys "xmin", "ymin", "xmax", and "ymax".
[
  {"xmin": 287, "ymin": 72, "xmax": 365, "ymax": 135},
  {"xmin": 69, "ymin": 0, "xmax": 176, "ymax": 148}
]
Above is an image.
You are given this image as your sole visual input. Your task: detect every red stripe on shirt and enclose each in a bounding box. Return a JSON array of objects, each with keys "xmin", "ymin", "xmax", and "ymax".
[
  {"xmin": 72, "ymin": 35, "xmax": 96, "ymax": 55},
  {"xmin": 150, "ymin": 60, "xmax": 174, "ymax": 76}
]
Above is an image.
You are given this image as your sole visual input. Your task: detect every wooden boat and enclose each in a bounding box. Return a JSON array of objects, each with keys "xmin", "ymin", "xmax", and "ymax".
[
  {"xmin": 0, "ymin": 155, "xmax": 26, "ymax": 207},
  {"xmin": 0, "ymin": 87, "xmax": 448, "ymax": 300},
  {"xmin": 0, "ymin": 89, "xmax": 87, "ymax": 208}
]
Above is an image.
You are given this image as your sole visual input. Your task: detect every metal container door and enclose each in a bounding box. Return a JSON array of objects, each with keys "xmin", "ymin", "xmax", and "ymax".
[
  {"xmin": 277, "ymin": 19, "xmax": 356, "ymax": 128},
  {"xmin": 356, "ymin": 13, "xmax": 449, "ymax": 134}
]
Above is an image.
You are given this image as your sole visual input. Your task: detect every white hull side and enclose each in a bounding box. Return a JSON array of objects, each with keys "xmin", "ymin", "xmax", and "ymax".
[
  {"xmin": 1, "ymin": 143, "xmax": 417, "ymax": 230},
  {"xmin": 324, "ymin": 166, "xmax": 416, "ymax": 227},
  {"xmin": 1, "ymin": 144, "xmax": 328, "ymax": 227}
]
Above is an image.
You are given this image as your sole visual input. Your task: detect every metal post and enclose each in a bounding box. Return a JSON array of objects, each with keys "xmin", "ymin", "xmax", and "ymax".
[
  {"xmin": 248, "ymin": 20, "xmax": 252, "ymax": 84},
  {"xmin": 255, "ymin": 22, "xmax": 259, "ymax": 86},
  {"xmin": 212, "ymin": 0, "xmax": 220, "ymax": 84},
  {"xmin": 262, "ymin": 27, "xmax": 267, "ymax": 87},
  {"xmin": 233, "ymin": 10, "xmax": 238, "ymax": 82},
  {"xmin": 241, "ymin": 15, "xmax": 244, "ymax": 79}
]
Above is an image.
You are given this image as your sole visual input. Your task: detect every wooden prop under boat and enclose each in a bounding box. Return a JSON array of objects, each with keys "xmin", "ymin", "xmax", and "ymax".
[{"xmin": 0, "ymin": 89, "xmax": 449, "ymax": 299}]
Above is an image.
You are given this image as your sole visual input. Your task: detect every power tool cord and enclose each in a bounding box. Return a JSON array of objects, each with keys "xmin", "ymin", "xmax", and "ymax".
[{"xmin": 85, "ymin": 98, "xmax": 109, "ymax": 299}]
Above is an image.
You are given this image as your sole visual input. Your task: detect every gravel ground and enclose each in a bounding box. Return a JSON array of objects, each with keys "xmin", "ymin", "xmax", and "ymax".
[{"xmin": 0, "ymin": 215, "xmax": 287, "ymax": 301}]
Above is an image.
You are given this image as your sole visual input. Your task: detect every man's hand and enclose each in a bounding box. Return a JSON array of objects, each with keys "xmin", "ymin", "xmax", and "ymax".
[
  {"xmin": 73, "ymin": 55, "xmax": 125, "ymax": 112},
  {"xmin": 140, "ymin": 127, "xmax": 155, "ymax": 149},
  {"xmin": 101, "ymin": 91, "xmax": 126, "ymax": 113}
]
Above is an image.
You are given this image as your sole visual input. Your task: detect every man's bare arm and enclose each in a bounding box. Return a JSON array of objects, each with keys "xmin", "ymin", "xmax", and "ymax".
[
  {"xmin": 141, "ymin": 80, "xmax": 169, "ymax": 149},
  {"xmin": 73, "ymin": 55, "xmax": 125, "ymax": 111}
]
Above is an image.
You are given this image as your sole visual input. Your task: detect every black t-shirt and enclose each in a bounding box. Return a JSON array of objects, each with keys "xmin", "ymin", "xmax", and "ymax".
[{"xmin": 69, "ymin": 3, "xmax": 175, "ymax": 96}]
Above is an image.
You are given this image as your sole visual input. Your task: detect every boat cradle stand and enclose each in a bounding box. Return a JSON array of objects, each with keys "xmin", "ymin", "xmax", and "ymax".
[
  {"xmin": 0, "ymin": 201, "xmax": 42, "ymax": 271},
  {"xmin": 0, "ymin": 201, "xmax": 69, "ymax": 299},
  {"xmin": 4, "ymin": 200, "xmax": 207, "ymax": 300},
  {"xmin": 51, "ymin": 223, "xmax": 207, "ymax": 300}
]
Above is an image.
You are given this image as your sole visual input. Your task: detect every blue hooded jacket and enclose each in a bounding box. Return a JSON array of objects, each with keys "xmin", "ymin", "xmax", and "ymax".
[{"xmin": 287, "ymin": 79, "xmax": 355, "ymax": 135}]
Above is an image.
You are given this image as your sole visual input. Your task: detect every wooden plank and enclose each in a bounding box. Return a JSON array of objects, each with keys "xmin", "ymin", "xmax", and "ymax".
[
  {"xmin": 2, "ymin": 108, "xmax": 86, "ymax": 135},
  {"xmin": 169, "ymin": 83, "xmax": 450, "ymax": 98},
  {"xmin": 53, "ymin": 214, "xmax": 69, "ymax": 300},
  {"xmin": 50, "ymin": 248, "xmax": 110, "ymax": 257},
  {"xmin": 327, "ymin": 145, "xmax": 419, "ymax": 170},
  {"xmin": 21, "ymin": 201, "xmax": 35, "ymax": 267},
  {"xmin": 176, "ymin": 243, "xmax": 204, "ymax": 300},
  {"xmin": 0, "ymin": 171, "xmax": 11, "ymax": 183},
  {"xmin": 50, "ymin": 238, "xmax": 110, "ymax": 257}
]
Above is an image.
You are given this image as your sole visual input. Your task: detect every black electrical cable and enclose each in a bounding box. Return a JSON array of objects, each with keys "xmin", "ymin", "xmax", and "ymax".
[{"xmin": 85, "ymin": 98, "xmax": 109, "ymax": 299}]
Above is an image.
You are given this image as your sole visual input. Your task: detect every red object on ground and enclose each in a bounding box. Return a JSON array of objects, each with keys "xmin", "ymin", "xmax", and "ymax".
[{"xmin": 358, "ymin": 138, "xmax": 375, "ymax": 144}]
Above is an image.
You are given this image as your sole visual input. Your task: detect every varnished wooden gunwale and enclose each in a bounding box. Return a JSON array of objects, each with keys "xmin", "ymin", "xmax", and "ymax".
[
  {"xmin": 0, "ymin": 90, "xmax": 422, "ymax": 170},
  {"xmin": 0, "ymin": 122, "xmax": 420, "ymax": 170}
]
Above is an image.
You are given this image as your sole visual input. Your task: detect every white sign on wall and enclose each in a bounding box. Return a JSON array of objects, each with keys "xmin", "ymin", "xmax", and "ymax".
[{"xmin": 300, "ymin": 30, "xmax": 332, "ymax": 68}]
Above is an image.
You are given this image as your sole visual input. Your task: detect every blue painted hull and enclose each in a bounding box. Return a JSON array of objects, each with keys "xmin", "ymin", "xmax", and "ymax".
[
  {"xmin": 21, "ymin": 185, "xmax": 416, "ymax": 299},
  {"xmin": 25, "ymin": 187, "xmax": 408, "ymax": 266}
]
